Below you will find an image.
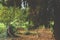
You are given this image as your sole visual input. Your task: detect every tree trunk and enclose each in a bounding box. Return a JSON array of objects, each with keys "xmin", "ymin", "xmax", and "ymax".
[{"xmin": 54, "ymin": 0, "xmax": 60, "ymax": 40}]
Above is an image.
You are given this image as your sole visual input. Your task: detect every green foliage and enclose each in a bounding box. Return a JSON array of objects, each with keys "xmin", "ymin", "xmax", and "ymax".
[
  {"xmin": 49, "ymin": 21, "xmax": 54, "ymax": 31},
  {"xmin": 0, "ymin": 23, "xmax": 7, "ymax": 38},
  {"xmin": 0, "ymin": 3, "xmax": 34, "ymax": 35},
  {"xmin": 0, "ymin": 6, "xmax": 15, "ymax": 24},
  {"xmin": 49, "ymin": 21, "xmax": 54, "ymax": 29},
  {"xmin": 0, "ymin": 23, "xmax": 6, "ymax": 33},
  {"xmin": 11, "ymin": 7, "xmax": 34, "ymax": 30}
]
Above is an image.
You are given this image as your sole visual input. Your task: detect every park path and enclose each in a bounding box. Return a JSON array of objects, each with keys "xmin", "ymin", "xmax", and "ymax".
[{"xmin": 4, "ymin": 28, "xmax": 55, "ymax": 40}]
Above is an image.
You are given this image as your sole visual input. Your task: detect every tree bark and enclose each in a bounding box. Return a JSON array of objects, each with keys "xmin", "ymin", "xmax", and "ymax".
[{"xmin": 54, "ymin": 0, "xmax": 60, "ymax": 40}]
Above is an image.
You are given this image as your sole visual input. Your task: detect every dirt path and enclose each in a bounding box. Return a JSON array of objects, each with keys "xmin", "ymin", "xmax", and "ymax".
[{"xmin": 3, "ymin": 28, "xmax": 55, "ymax": 40}]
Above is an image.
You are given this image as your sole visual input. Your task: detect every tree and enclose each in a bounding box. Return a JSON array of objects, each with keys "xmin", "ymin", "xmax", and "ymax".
[
  {"xmin": 26, "ymin": 0, "xmax": 41, "ymax": 29},
  {"xmin": 26, "ymin": 0, "xmax": 52, "ymax": 29},
  {"xmin": 46, "ymin": 0, "xmax": 60, "ymax": 40},
  {"xmin": 53, "ymin": 0, "xmax": 60, "ymax": 40}
]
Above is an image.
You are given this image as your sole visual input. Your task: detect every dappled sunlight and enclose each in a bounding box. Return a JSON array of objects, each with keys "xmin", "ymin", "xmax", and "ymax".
[{"xmin": 0, "ymin": 0, "xmax": 56, "ymax": 40}]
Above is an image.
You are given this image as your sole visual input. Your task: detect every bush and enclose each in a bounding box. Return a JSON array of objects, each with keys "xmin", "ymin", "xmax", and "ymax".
[
  {"xmin": 0, "ymin": 23, "xmax": 7, "ymax": 38},
  {"xmin": 0, "ymin": 23, "xmax": 6, "ymax": 33}
]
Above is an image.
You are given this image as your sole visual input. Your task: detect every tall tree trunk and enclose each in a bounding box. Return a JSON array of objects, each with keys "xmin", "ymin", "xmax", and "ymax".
[
  {"xmin": 54, "ymin": 0, "xmax": 60, "ymax": 40},
  {"xmin": 27, "ymin": 0, "xmax": 50, "ymax": 28},
  {"xmin": 27, "ymin": 0, "xmax": 40, "ymax": 29},
  {"xmin": 47, "ymin": 0, "xmax": 55, "ymax": 28},
  {"xmin": 40, "ymin": 0, "xmax": 49, "ymax": 28}
]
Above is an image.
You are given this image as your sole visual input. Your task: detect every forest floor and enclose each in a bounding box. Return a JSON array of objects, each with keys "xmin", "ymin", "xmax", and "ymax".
[{"xmin": 0, "ymin": 27, "xmax": 55, "ymax": 40}]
